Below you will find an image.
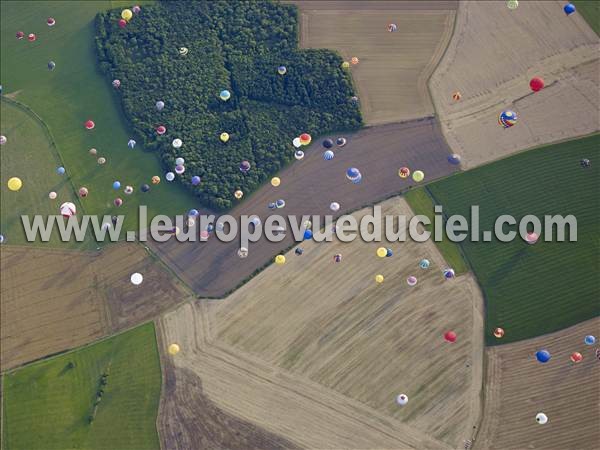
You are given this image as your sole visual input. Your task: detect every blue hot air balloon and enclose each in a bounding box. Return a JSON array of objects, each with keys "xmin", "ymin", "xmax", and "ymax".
[
  {"xmin": 191, "ymin": 176, "xmax": 201, "ymax": 186},
  {"xmin": 323, "ymin": 139, "xmax": 334, "ymax": 149},
  {"xmin": 346, "ymin": 167, "xmax": 360, "ymax": 180},
  {"xmin": 188, "ymin": 209, "xmax": 199, "ymax": 217},
  {"xmin": 419, "ymin": 259, "xmax": 430, "ymax": 269},
  {"xmin": 535, "ymin": 350, "xmax": 551, "ymax": 363},
  {"xmin": 499, "ymin": 110, "xmax": 518, "ymax": 128},
  {"xmin": 113, "ymin": 181, "xmax": 121, "ymax": 190},
  {"xmin": 56, "ymin": 166, "xmax": 65, "ymax": 175},
  {"xmin": 303, "ymin": 229, "xmax": 313, "ymax": 240},
  {"xmin": 323, "ymin": 150, "xmax": 335, "ymax": 161},
  {"xmin": 220, "ymin": 90, "xmax": 231, "ymax": 101},
  {"xmin": 448, "ymin": 154, "xmax": 461, "ymax": 165},
  {"xmin": 584, "ymin": 335, "xmax": 596, "ymax": 345},
  {"xmin": 564, "ymin": 3, "xmax": 576, "ymax": 15},
  {"xmin": 156, "ymin": 100, "xmax": 165, "ymax": 111}
]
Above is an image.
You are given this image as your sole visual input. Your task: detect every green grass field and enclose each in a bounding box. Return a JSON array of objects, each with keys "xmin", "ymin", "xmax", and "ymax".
[
  {"xmin": 0, "ymin": 1, "xmax": 199, "ymax": 235},
  {"xmin": 0, "ymin": 99, "xmax": 93, "ymax": 247},
  {"xmin": 572, "ymin": 1, "xmax": 600, "ymax": 36},
  {"xmin": 426, "ymin": 135, "xmax": 600, "ymax": 345},
  {"xmin": 2, "ymin": 323, "xmax": 161, "ymax": 450},
  {"xmin": 404, "ymin": 187, "xmax": 469, "ymax": 275}
]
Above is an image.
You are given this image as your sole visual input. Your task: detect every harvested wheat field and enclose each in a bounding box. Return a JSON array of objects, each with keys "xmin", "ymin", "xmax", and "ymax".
[
  {"xmin": 0, "ymin": 243, "xmax": 189, "ymax": 371},
  {"xmin": 158, "ymin": 197, "xmax": 485, "ymax": 449},
  {"xmin": 294, "ymin": 1, "xmax": 457, "ymax": 125},
  {"xmin": 430, "ymin": 1, "xmax": 600, "ymax": 170},
  {"xmin": 476, "ymin": 317, "xmax": 600, "ymax": 450}
]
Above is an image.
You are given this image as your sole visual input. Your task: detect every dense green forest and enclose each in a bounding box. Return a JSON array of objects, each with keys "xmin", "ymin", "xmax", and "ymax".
[{"xmin": 95, "ymin": 0, "xmax": 362, "ymax": 210}]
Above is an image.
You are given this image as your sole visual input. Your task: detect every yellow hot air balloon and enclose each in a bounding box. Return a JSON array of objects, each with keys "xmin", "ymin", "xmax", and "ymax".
[
  {"xmin": 220, "ymin": 132, "xmax": 229, "ymax": 143},
  {"xmin": 376, "ymin": 247, "xmax": 387, "ymax": 258},
  {"xmin": 234, "ymin": 190, "xmax": 244, "ymax": 199},
  {"xmin": 271, "ymin": 177, "xmax": 281, "ymax": 187},
  {"xmin": 7, "ymin": 177, "xmax": 23, "ymax": 191},
  {"xmin": 375, "ymin": 274, "xmax": 384, "ymax": 284},
  {"xmin": 121, "ymin": 9, "xmax": 133, "ymax": 21},
  {"xmin": 275, "ymin": 254, "xmax": 286, "ymax": 265},
  {"xmin": 342, "ymin": 61, "xmax": 350, "ymax": 69},
  {"xmin": 168, "ymin": 343, "xmax": 180, "ymax": 355},
  {"xmin": 412, "ymin": 170, "xmax": 424, "ymax": 182}
]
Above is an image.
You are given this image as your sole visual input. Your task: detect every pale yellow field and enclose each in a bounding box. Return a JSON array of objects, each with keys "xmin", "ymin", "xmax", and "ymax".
[
  {"xmin": 295, "ymin": 1, "xmax": 457, "ymax": 125},
  {"xmin": 0, "ymin": 243, "xmax": 190, "ymax": 371},
  {"xmin": 476, "ymin": 317, "xmax": 600, "ymax": 450},
  {"xmin": 429, "ymin": 1, "xmax": 600, "ymax": 169},
  {"xmin": 158, "ymin": 197, "xmax": 485, "ymax": 449}
]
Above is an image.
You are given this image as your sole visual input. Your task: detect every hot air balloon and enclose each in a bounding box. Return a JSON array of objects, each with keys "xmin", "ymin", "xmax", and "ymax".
[
  {"xmin": 234, "ymin": 190, "xmax": 243, "ymax": 199},
  {"xmin": 342, "ymin": 61, "xmax": 350, "ymax": 69},
  {"xmin": 168, "ymin": 344, "xmax": 180, "ymax": 355},
  {"xmin": 156, "ymin": 101, "xmax": 165, "ymax": 111},
  {"xmin": 386, "ymin": 248, "xmax": 393, "ymax": 257},
  {"xmin": 97, "ymin": 157, "xmax": 106, "ymax": 165},
  {"xmin": 48, "ymin": 61, "xmax": 56, "ymax": 71},
  {"xmin": 49, "ymin": 191, "xmax": 57, "ymax": 199},
  {"xmin": 396, "ymin": 394, "xmax": 408, "ymax": 406},
  {"xmin": 220, "ymin": 132, "xmax": 229, "ymax": 142},
  {"xmin": 239, "ymin": 160, "xmax": 251, "ymax": 173},
  {"xmin": 336, "ymin": 137, "xmax": 347, "ymax": 147},
  {"xmin": 219, "ymin": 90, "xmax": 231, "ymax": 101},
  {"xmin": 585, "ymin": 335, "xmax": 596, "ymax": 345},
  {"xmin": 407, "ymin": 276, "xmax": 418, "ymax": 286},
  {"xmin": 128, "ymin": 139, "xmax": 136, "ymax": 149},
  {"xmin": 444, "ymin": 331, "xmax": 457, "ymax": 343},
  {"xmin": 292, "ymin": 137, "xmax": 302, "ymax": 148},
  {"xmin": 452, "ymin": 91, "xmax": 462, "ymax": 101},
  {"xmin": 295, "ymin": 247, "xmax": 304, "ymax": 255},
  {"xmin": 132, "ymin": 5, "xmax": 141, "ymax": 14},
  {"xmin": 444, "ymin": 268, "xmax": 455, "ymax": 279},
  {"xmin": 388, "ymin": 23, "xmax": 398, "ymax": 32},
  {"xmin": 412, "ymin": 170, "xmax": 424, "ymax": 182},
  {"xmin": 238, "ymin": 247, "xmax": 249, "ymax": 258},
  {"xmin": 151, "ymin": 176, "xmax": 160, "ymax": 185},
  {"xmin": 494, "ymin": 328, "xmax": 505, "ymax": 338},
  {"xmin": 56, "ymin": 166, "xmax": 66, "ymax": 175},
  {"xmin": 448, "ymin": 154, "xmax": 461, "ymax": 165},
  {"xmin": 529, "ymin": 77, "xmax": 544, "ymax": 92},
  {"xmin": 303, "ymin": 229, "xmax": 313, "ymax": 240},
  {"xmin": 278, "ymin": 65, "xmax": 287, "ymax": 75},
  {"xmin": 191, "ymin": 176, "xmax": 201, "ymax": 186},
  {"xmin": 499, "ymin": 110, "xmax": 517, "ymax": 128},
  {"xmin": 172, "ymin": 138, "xmax": 182, "ymax": 149},
  {"xmin": 570, "ymin": 352, "xmax": 583, "ymax": 363},
  {"xmin": 60, "ymin": 202, "xmax": 76, "ymax": 217},
  {"xmin": 351, "ymin": 57, "xmax": 359, "ymax": 65},
  {"xmin": 112, "ymin": 79, "xmax": 121, "ymax": 88},
  {"xmin": 271, "ymin": 177, "xmax": 281, "ymax": 187},
  {"xmin": 165, "ymin": 172, "xmax": 175, "ymax": 182},
  {"xmin": 526, "ymin": 232, "xmax": 539, "ymax": 244},
  {"xmin": 535, "ymin": 350, "xmax": 551, "ymax": 363},
  {"xmin": 294, "ymin": 150, "xmax": 304, "ymax": 160},
  {"xmin": 299, "ymin": 133, "xmax": 312, "ymax": 145},
  {"xmin": 333, "ymin": 254, "xmax": 342, "ymax": 263},
  {"xmin": 0, "ymin": 136, "xmax": 6, "ymax": 145},
  {"xmin": 398, "ymin": 167, "xmax": 410, "ymax": 179},
  {"xmin": 141, "ymin": 184, "xmax": 150, "ymax": 193},
  {"xmin": 506, "ymin": 0, "xmax": 519, "ymax": 10},
  {"xmin": 330, "ymin": 202, "xmax": 340, "ymax": 212},
  {"xmin": 580, "ymin": 158, "xmax": 591, "ymax": 168},
  {"xmin": 7, "ymin": 177, "xmax": 22, "ymax": 191},
  {"xmin": 89, "ymin": 148, "xmax": 97, "ymax": 155},
  {"xmin": 536, "ymin": 413, "xmax": 548, "ymax": 425},
  {"xmin": 179, "ymin": 47, "xmax": 189, "ymax": 56},
  {"xmin": 376, "ymin": 247, "xmax": 387, "ymax": 258},
  {"xmin": 121, "ymin": 9, "xmax": 133, "ymax": 21},
  {"xmin": 323, "ymin": 139, "xmax": 334, "ymax": 149},
  {"xmin": 113, "ymin": 181, "xmax": 121, "ymax": 190},
  {"xmin": 114, "ymin": 198, "xmax": 123, "ymax": 207},
  {"xmin": 276, "ymin": 199, "xmax": 285, "ymax": 209},
  {"xmin": 16, "ymin": 31, "xmax": 24, "ymax": 40},
  {"xmin": 175, "ymin": 157, "xmax": 185, "ymax": 166},
  {"xmin": 85, "ymin": 120, "xmax": 95, "ymax": 130},
  {"xmin": 78, "ymin": 187, "xmax": 88, "ymax": 198},
  {"xmin": 323, "ymin": 150, "xmax": 334, "ymax": 161},
  {"xmin": 28, "ymin": 33, "xmax": 36, "ymax": 42},
  {"xmin": 175, "ymin": 165, "xmax": 185, "ymax": 175},
  {"xmin": 375, "ymin": 274, "xmax": 384, "ymax": 284},
  {"xmin": 419, "ymin": 259, "xmax": 430, "ymax": 269},
  {"xmin": 118, "ymin": 19, "xmax": 127, "ymax": 29},
  {"xmin": 0, "ymin": 235, "xmax": 4, "ymax": 244},
  {"xmin": 564, "ymin": 3, "xmax": 576, "ymax": 15},
  {"xmin": 156, "ymin": 125, "xmax": 166, "ymax": 135},
  {"xmin": 275, "ymin": 255, "xmax": 286, "ymax": 265},
  {"xmin": 346, "ymin": 167, "xmax": 361, "ymax": 181},
  {"xmin": 124, "ymin": 185, "xmax": 134, "ymax": 195}
]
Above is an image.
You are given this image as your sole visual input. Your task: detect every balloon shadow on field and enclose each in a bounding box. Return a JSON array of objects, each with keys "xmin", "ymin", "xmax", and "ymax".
[{"xmin": 485, "ymin": 247, "xmax": 529, "ymax": 289}]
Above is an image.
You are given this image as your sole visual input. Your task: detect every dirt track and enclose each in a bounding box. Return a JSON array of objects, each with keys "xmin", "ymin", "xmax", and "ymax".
[
  {"xmin": 429, "ymin": 1, "xmax": 600, "ymax": 169},
  {"xmin": 295, "ymin": 1, "xmax": 456, "ymax": 125},
  {"xmin": 476, "ymin": 317, "xmax": 600, "ymax": 450},
  {"xmin": 149, "ymin": 118, "xmax": 459, "ymax": 298},
  {"xmin": 0, "ymin": 243, "xmax": 190, "ymax": 371}
]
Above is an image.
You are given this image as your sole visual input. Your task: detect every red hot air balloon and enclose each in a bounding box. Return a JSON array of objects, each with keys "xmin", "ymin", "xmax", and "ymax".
[
  {"xmin": 444, "ymin": 331, "xmax": 457, "ymax": 343},
  {"xmin": 530, "ymin": 77, "xmax": 545, "ymax": 92},
  {"xmin": 118, "ymin": 19, "xmax": 127, "ymax": 29},
  {"xmin": 85, "ymin": 120, "xmax": 95, "ymax": 130}
]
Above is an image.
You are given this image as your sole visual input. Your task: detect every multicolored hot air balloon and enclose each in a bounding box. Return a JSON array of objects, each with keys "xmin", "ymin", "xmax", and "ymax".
[
  {"xmin": 112, "ymin": 79, "xmax": 121, "ymax": 88},
  {"xmin": 398, "ymin": 167, "xmax": 410, "ymax": 179},
  {"xmin": 219, "ymin": 90, "xmax": 231, "ymax": 101},
  {"xmin": 278, "ymin": 66, "xmax": 287, "ymax": 75},
  {"xmin": 323, "ymin": 150, "xmax": 334, "ymax": 161},
  {"xmin": 16, "ymin": 31, "xmax": 25, "ymax": 40},
  {"xmin": 299, "ymin": 133, "xmax": 312, "ymax": 145},
  {"xmin": 60, "ymin": 202, "xmax": 77, "ymax": 217},
  {"xmin": 388, "ymin": 23, "xmax": 398, "ymax": 32},
  {"xmin": 499, "ymin": 110, "xmax": 517, "ymax": 128},
  {"xmin": 28, "ymin": 33, "xmax": 36, "ymax": 42},
  {"xmin": 294, "ymin": 150, "xmax": 304, "ymax": 160}
]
